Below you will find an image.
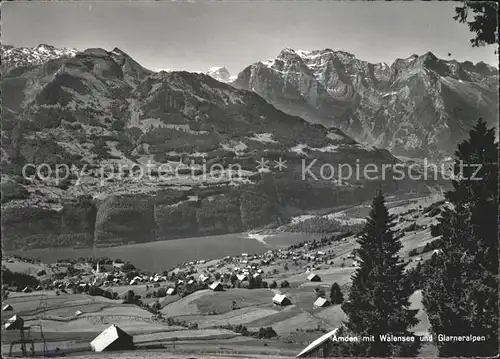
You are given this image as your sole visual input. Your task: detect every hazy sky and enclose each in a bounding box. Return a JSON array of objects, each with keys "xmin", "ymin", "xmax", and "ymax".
[{"xmin": 2, "ymin": 1, "xmax": 498, "ymax": 74}]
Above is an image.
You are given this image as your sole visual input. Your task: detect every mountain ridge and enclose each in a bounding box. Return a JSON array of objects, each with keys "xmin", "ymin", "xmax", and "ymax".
[{"xmin": 231, "ymin": 48, "xmax": 498, "ymax": 159}]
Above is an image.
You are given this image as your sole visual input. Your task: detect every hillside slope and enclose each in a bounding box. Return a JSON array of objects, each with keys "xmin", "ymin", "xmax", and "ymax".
[{"xmin": 1, "ymin": 45, "xmax": 440, "ymax": 250}]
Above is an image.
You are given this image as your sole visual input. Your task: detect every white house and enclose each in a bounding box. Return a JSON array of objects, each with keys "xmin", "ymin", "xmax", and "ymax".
[{"xmin": 166, "ymin": 287, "xmax": 176, "ymax": 296}]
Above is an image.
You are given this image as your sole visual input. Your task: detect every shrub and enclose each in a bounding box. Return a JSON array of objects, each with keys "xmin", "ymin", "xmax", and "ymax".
[
  {"xmin": 88, "ymin": 286, "xmax": 116, "ymax": 300},
  {"xmin": 280, "ymin": 280, "xmax": 290, "ymax": 288},
  {"xmin": 121, "ymin": 262, "xmax": 136, "ymax": 272},
  {"xmin": 111, "ymin": 120, "xmax": 125, "ymax": 131},
  {"xmin": 258, "ymin": 327, "xmax": 278, "ymax": 339},
  {"xmin": 408, "ymin": 248, "xmax": 419, "ymax": 257},
  {"xmin": 315, "ymin": 287, "xmax": 326, "ymax": 298},
  {"xmin": 155, "ymin": 287, "xmax": 167, "ymax": 297},
  {"xmin": 2, "ymin": 268, "xmax": 40, "ymax": 287}
]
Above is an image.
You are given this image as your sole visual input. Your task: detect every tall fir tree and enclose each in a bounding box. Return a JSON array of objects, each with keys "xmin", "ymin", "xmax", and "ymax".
[
  {"xmin": 335, "ymin": 190, "xmax": 420, "ymax": 357},
  {"xmin": 330, "ymin": 282, "xmax": 344, "ymax": 305},
  {"xmin": 422, "ymin": 118, "xmax": 498, "ymax": 357}
]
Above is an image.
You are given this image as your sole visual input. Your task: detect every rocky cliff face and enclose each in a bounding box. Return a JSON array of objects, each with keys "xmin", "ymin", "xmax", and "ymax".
[
  {"xmin": 232, "ymin": 48, "xmax": 499, "ymax": 159},
  {"xmin": 1, "ymin": 45, "xmax": 438, "ymax": 250}
]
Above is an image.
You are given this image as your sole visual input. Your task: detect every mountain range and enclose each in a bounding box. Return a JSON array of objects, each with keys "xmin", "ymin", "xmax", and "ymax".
[
  {"xmin": 0, "ymin": 43, "xmax": 489, "ymax": 250},
  {"xmin": 229, "ymin": 48, "xmax": 498, "ymax": 160}
]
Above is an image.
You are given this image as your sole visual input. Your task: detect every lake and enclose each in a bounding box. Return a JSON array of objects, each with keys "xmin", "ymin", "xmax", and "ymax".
[{"xmin": 8, "ymin": 232, "xmax": 319, "ymax": 272}]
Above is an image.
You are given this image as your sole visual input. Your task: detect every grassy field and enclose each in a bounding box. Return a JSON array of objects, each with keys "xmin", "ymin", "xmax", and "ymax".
[
  {"xmin": 66, "ymin": 350, "xmax": 299, "ymax": 359},
  {"xmin": 179, "ymin": 307, "xmax": 280, "ymax": 329},
  {"xmin": 161, "ymin": 288, "xmax": 276, "ymax": 318}
]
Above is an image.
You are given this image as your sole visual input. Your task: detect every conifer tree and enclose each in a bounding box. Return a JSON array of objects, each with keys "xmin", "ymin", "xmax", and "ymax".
[
  {"xmin": 423, "ymin": 118, "xmax": 498, "ymax": 357},
  {"xmin": 337, "ymin": 190, "xmax": 420, "ymax": 356},
  {"xmin": 330, "ymin": 282, "xmax": 344, "ymax": 305}
]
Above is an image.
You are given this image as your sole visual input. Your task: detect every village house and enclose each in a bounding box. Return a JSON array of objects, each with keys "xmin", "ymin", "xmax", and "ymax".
[
  {"xmin": 209, "ymin": 281, "xmax": 223, "ymax": 291},
  {"xmin": 313, "ymin": 297, "xmax": 330, "ymax": 308},
  {"xmin": 166, "ymin": 287, "xmax": 176, "ymax": 295},
  {"xmin": 198, "ymin": 274, "xmax": 210, "ymax": 283},
  {"xmin": 272, "ymin": 293, "xmax": 291, "ymax": 306},
  {"xmin": 112, "ymin": 261, "xmax": 125, "ymax": 269},
  {"xmin": 307, "ymin": 273, "xmax": 321, "ymax": 282},
  {"xmin": 237, "ymin": 274, "xmax": 248, "ymax": 282}
]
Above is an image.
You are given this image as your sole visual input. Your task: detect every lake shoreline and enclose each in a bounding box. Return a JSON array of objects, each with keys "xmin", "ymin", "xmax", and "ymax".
[{"xmin": 6, "ymin": 232, "xmax": 319, "ymax": 272}]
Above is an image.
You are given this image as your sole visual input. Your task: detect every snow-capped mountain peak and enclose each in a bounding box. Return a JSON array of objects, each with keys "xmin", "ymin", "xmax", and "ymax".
[
  {"xmin": 1, "ymin": 43, "xmax": 78, "ymax": 70},
  {"xmin": 232, "ymin": 47, "xmax": 498, "ymax": 159},
  {"xmin": 207, "ymin": 66, "xmax": 234, "ymax": 83}
]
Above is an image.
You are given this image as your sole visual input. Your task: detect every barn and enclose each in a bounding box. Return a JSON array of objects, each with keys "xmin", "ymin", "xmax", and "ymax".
[
  {"xmin": 272, "ymin": 293, "xmax": 291, "ymax": 306},
  {"xmin": 307, "ymin": 273, "xmax": 321, "ymax": 282},
  {"xmin": 296, "ymin": 327, "xmax": 339, "ymax": 358},
  {"xmin": 3, "ymin": 315, "xmax": 24, "ymax": 330},
  {"xmin": 2, "ymin": 304, "xmax": 13, "ymax": 312},
  {"xmin": 90, "ymin": 325, "xmax": 134, "ymax": 352},
  {"xmin": 209, "ymin": 281, "xmax": 223, "ymax": 291},
  {"xmin": 313, "ymin": 297, "xmax": 330, "ymax": 308}
]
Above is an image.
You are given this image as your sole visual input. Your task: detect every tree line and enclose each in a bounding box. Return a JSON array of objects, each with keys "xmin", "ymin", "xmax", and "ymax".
[{"xmin": 331, "ymin": 118, "xmax": 498, "ymax": 357}]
